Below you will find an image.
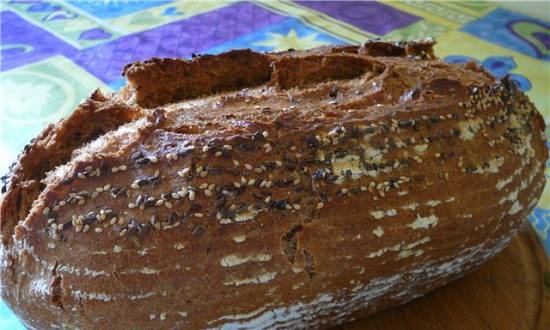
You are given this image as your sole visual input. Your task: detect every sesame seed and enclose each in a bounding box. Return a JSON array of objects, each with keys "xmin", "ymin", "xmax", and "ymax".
[
  {"xmin": 178, "ymin": 167, "xmax": 190, "ymax": 177},
  {"xmin": 47, "ymin": 218, "xmax": 55, "ymax": 224},
  {"xmin": 119, "ymin": 165, "xmax": 127, "ymax": 171},
  {"xmin": 205, "ymin": 189, "xmax": 213, "ymax": 197},
  {"xmin": 200, "ymin": 171, "xmax": 208, "ymax": 177},
  {"xmin": 150, "ymin": 156, "xmax": 158, "ymax": 163},
  {"xmin": 95, "ymin": 227, "xmax": 103, "ymax": 233},
  {"xmin": 155, "ymin": 199, "xmax": 164, "ymax": 206},
  {"xmin": 189, "ymin": 190, "xmax": 196, "ymax": 201},
  {"xmin": 245, "ymin": 164, "xmax": 253, "ymax": 170},
  {"xmin": 165, "ymin": 201, "xmax": 173, "ymax": 209},
  {"xmin": 293, "ymin": 204, "xmax": 301, "ymax": 210},
  {"xmin": 223, "ymin": 145, "xmax": 232, "ymax": 150},
  {"xmin": 317, "ymin": 202, "xmax": 324, "ymax": 209},
  {"xmin": 233, "ymin": 160, "xmax": 240, "ymax": 166},
  {"xmin": 83, "ymin": 225, "xmax": 90, "ymax": 233},
  {"xmin": 215, "ymin": 151, "xmax": 222, "ymax": 157},
  {"xmin": 128, "ymin": 202, "xmax": 137, "ymax": 209},
  {"xmin": 194, "ymin": 213, "xmax": 204, "ymax": 218},
  {"xmin": 111, "ymin": 167, "xmax": 119, "ymax": 173},
  {"xmin": 263, "ymin": 131, "xmax": 269, "ymax": 138},
  {"xmin": 275, "ymin": 160, "xmax": 283, "ymax": 167},
  {"xmin": 171, "ymin": 192, "xmax": 181, "ymax": 199},
  {"xmin": 78, "ymin": 172, "xmax": 86, "ymax": 179}
]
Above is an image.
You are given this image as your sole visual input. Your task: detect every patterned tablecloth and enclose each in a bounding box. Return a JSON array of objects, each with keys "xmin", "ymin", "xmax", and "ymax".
[{"xmin": 0, "ymin": 1, "xmax": 549, "ymax": 327}]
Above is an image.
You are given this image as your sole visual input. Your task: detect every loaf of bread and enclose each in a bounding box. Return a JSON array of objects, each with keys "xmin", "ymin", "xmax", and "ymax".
[{"xmin": 0, "ymin": 39, "xmax": 547, "ymax": 330}]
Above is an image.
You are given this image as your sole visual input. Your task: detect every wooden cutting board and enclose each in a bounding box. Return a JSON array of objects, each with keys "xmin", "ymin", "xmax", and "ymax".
[{"xmin": 337, "ymin": 226, "xmax": 550, "ymax": 330}]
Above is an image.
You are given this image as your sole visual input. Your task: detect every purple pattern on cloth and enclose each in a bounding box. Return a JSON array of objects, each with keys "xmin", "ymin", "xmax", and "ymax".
[
  {"xmin": 296, "ymin": 1, "xmax": 419, "ymax": 35},
  {"xmin": 533, "ymin": 32, "xmax": 550, "ymax": 49},
  {"xmin": 0, "ymin": 10, "xmax": 76, "ymax": 71},
  {"xmin": 79, "ymin": 28, "xmax": 112, "ymax": 41},
  {"xmin": 68, "ymin": 2, "xmax": 285, "ymax": 84}
]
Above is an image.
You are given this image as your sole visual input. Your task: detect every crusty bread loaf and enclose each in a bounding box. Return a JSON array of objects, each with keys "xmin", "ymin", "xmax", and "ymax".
[{"xmin": 0, "ymin": 39, "xmax": 547, "ymax": 330}]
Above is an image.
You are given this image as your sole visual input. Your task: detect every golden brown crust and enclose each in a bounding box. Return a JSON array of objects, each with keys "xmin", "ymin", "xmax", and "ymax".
[{"xmin": 0, "ymin": 40, "xmax": 547, "ymax": 330}]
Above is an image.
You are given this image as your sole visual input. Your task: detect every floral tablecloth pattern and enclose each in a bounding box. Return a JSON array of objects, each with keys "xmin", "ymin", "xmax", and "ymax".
[{"xmin": 0, "ymin": 1, "xmax": 549, "ymax": 327}]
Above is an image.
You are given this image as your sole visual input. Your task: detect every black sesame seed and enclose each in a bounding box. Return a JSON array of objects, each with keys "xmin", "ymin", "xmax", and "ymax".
[
  {"xmin": 77, "ymin": 191, "xmax": 90, "ymax": 198},
  {"xmin": 135, "ymin": 157, "xmax": 150, "ymax": 165},
  {"xmin": 329, "ymin": 85, "xmax": 338, "ymax": 98},
  {"xmin": 465, "ymin": 166, "xmax": 477, "ymax": 173},
  {"xmin": 168, "ymin": 212, "xmax": 178, "ymax": 224},
  {"xmin": 263, "ymin": 161, "xmax": 276, "ymax": 171},
  {"xmin": 326, "ymin": 174, "xmax": 339, "ymax": 183},
  {"xmin": 136, "ymin": 178, "xmax": 149, "ymax": 187},
  {"xmin": 238, "ymin": 143, "xmax": 259, "ymax": 151},
  {"xmin": 306, "ymin": 135, "xmax": 320, "ymax": 149},
  {"xmin": 236, "ymin": 185, "xmax": 247, "ymax": 195},
  {"xmin": 61, "ymin": 178, "xmax": 73, "ymax": 185},
  {"xmin": 140, "ymin": 223, "xmax": 151, "ymax": 233},
  {"xmin": 271, "ymin": 200, "xmax": 288, "ymax": 210},
  {"xmin": 364, "ymin": 126, "xmax": 375, "ymax": 135},
  {"xmin": 313, "ymin": 169, "xmax": 326, "ymax": 181},
  {"xmin": 131, "ymin": 152, "xmax": 144, "ymax": 161},
  {"xmin": 252, "ymin": 132, "xmax": 265, "ymax": 141},
  {"xmin": 398, "ymin": 119, "xmax": 413, "ymax": 128},
  {"xmin": 350, "ymin": 126, "xmax": 361, "ymax": 139},
  {"xmin": 143, "ymin": 197, "xmax": 156, "ymax": 208},
  {"xmin": 127, "ymin": 219, "xmax": 142, "ymax": 235},
  {"xmin": 84, "ymin": 212, "xmax": 96, "ymax": 225},
  {"xmin": 192, "ymin": 226, "xmax": 205, "ymax": 236}
]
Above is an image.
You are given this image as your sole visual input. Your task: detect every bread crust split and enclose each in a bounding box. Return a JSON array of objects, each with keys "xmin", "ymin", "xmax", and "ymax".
[{"xmin": 0, "ymin": 39, "xmax": 547, "ymax": 330}]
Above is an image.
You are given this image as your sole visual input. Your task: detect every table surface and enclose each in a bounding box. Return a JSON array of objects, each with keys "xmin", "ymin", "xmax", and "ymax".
[{"xmin": 0, "ymin": 1, "xmax": 549, "ymax": 328}]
